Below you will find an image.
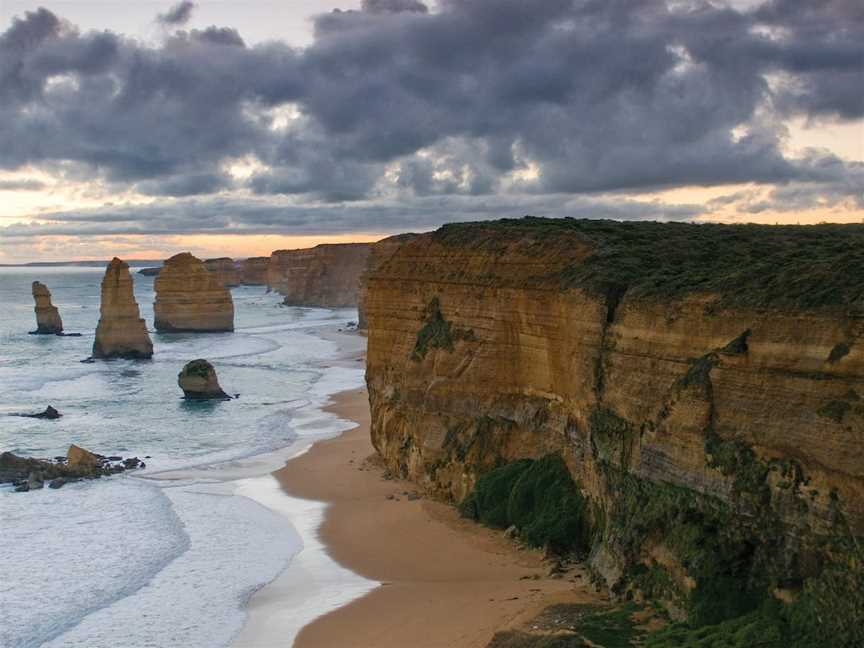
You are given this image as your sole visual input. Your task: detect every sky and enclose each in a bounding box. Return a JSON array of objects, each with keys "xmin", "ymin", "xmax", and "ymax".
[{"xmin": 0, "ymin": 0, "xmax": 862, "ymax": 263}]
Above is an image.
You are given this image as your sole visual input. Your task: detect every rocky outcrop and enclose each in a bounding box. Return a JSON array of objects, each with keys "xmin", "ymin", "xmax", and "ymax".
[
  {"xmin": 154, "ymin": 253, "xmax": 234, "ymax": 332},
  {"xmin": 268, "ymin": 243, "xmax": 372, "ymax": 308},
  {"xmin": 1, "ymin": 445, "xmax": 146, "ymax": 491},
  {"xmin": 204, "ymin": 257, "xmax": 240, "ymax": 288},
  {"xmin": 178, "ymin": 359, "xmax": 230, "ymax": 400},
  {"xmin": 93, "ymin": 258, "xmax": 154, "ymax": 359},
  {"xmin": 14, "ymin": 405, "xmax": 61, "ymax": 419},
  {"xmin": 365, "ymin": 218, "xmax": 864, "ymax": 641},
  {"xmin": 240, "ymin": 256, "xmax": 270, "ymax": 285},
  {"xmin": 138, "ymin": 267, "xmax": 161, "ymax": 276},
  {"xmin": 358, "ymin": 234, "xmax": 416, "ymax": 329},
  {"xmin": 30, "ymin": 281, "xmax": 63, "ymax": 334}
]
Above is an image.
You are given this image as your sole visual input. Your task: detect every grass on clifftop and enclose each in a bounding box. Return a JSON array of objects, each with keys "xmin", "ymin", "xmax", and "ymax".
[{"xmin": 431, "ymin": 217, "xmax": 864, "ymax": 311}]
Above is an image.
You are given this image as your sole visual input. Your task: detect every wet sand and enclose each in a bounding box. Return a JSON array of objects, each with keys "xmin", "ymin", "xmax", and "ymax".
[{"xmin": 268, "ymin": 387, "xmax": 604, "ymax": 648}]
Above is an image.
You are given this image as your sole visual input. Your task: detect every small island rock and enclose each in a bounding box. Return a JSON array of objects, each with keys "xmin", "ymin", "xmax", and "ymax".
[{"xmin": 178, "ymin": 359, "xmax": 230, "ymax": 400}]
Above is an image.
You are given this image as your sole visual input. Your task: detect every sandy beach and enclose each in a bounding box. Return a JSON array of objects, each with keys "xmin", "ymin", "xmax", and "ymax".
[{"xmin": 241, "ymin": 386, "xmax": 605, "ymax": 648}]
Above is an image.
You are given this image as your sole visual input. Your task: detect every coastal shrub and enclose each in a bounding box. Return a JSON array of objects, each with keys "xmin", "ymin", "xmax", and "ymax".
[
  {"xmin": 411, "ymin": 297, "xmax": 475, "ymax": 361},
  {"xmin": 461, "ymin": 455, "xmax": 592, "ymax": 554},
  {"xmin": 431, "ymin": 217, "xmax": 864, "ymax": 311},
  {"xmin": 183, "ymin": 359, "xmax": 212, "ymax": 378}
]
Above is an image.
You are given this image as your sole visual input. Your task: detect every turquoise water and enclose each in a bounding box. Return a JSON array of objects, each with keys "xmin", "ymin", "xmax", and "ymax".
[{"xmin": 0, "ymin": 266, "xmax": 366, "ymax": 647}]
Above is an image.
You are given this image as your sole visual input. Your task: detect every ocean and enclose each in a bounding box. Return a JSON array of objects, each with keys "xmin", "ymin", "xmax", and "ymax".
[{"xmin": 0, "ymin": 266, "xmax": 374, "ymax": 647}]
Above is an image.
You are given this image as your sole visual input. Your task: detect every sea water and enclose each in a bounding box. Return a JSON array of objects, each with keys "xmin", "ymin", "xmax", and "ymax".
[{"xmin": 0, "ymin": 267, "xmax": 372, "ymax": 647}]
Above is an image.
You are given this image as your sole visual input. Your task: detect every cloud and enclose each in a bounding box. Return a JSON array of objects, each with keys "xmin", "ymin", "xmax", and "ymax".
[
  {"xmin": 0, "ymin": 179, "xmax": 47, "ymax": 191},
  {"xmin": 0, "ymin": 0, "xmax": 861, "ymax": 230},
  {"xmin": 157, "ymin": 1, "xmax": 197, "ymax": 26}
]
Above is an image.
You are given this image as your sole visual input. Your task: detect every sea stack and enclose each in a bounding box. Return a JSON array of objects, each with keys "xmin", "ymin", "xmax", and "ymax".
[
  {"xmin": 178, "ymin": 359, "xmax": 230, "ymax": 400},
  {"xmin": 154, "ymin": 253, "xmax": 234, "ymax": 332},
  {"xmin": 31, "ymin": 281, "xmax": 63, "ymax": 334},
  {"xmin": 93, "ymin": 258, "xmax": 153, "ymax": 359},
  {"xmin": 204, "ymin": 257, "xmax": 240, "ymax": 288}
]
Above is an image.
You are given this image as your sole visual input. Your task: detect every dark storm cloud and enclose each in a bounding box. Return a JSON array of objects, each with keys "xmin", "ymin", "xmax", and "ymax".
[
  {"xmin": 0, "ymin": 0, "xmax": 861, "ymax": 214},
  {"xmin": 157, "ymin": 1, "xmax": 197, "ymax": 26}
]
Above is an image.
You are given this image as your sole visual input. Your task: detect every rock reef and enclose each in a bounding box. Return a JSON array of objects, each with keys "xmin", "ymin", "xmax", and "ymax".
[
  {"xmin": 93, "ymin": 258, "xmax": 153, "ymax": 359},
  {"xmin": 30, "ymin": 281, "xmax": 63, "ymax": 334},
  {"xmin": 204, "ymin": 257, "xmax": 240, "ymax": 288},
  {"xmin": 268, "ymin": 243, "xmax": 371, "ymax": 308},
  {"xmin": 364, "ymin": 218, "xmax": 864, "ymax": 643},
  {"xmin": 178, "ymin": 359, "xmax": 230, "ymax": 400},
  {"xmin": 154, "ymin": 253, "xmax": 234, "ymax": 332},
  {"xmin": 239, "ymin": 256, "xmax": 270, "ymax": 285}
]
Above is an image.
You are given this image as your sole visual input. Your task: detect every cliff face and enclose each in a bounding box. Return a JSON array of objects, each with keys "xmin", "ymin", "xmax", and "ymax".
[
  {"xmin": 154, "ymin": 253, "xmax": 234, "ymax": 332},
  {"xmin": 204, "ymin": 257, "xmax": 240, "ymax": 288},
  {"xmin": 31, "ymin": 281, "xmax": 63, "ymax": 334},
  {"xmin": 365, "ymin": 219, "xmax": 864, "ymax": 635},
  {"xmin": 358, "ymin": 234, "xmax": 416, "ymax": 329},
  {"xmin": 268, "ymin": 243, "xmax": 371, "ymax": 308},
  {"xmin": 93, "ymin": 258, "xmax": 153, "ymax": 359},
  {"xmin": 239, "ymin": 256, "xmax": 269, "ymax": 285}
]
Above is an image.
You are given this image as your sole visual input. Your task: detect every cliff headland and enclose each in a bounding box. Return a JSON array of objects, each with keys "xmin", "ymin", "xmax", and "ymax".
[{"xmin": 363, "ymin": 217, "xmax": 864, "ymax": 646}]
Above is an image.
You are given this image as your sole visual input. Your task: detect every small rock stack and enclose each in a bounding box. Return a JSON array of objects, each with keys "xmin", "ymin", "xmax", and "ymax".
[
  {"xmin": 93, "ymin": 258, "xmax": 154, "ymax": 359},
  {"xmin": 31, "ymin": 281, "xmax": 63, "ymax": 334},
  {"xmin": 178, "ymin": 359, "xmax": 230, "ymax": 400}
]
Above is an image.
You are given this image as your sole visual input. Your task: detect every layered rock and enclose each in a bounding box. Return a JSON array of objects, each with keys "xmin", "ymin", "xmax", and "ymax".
[
  {"xmin": 31, "ymin": 281, "xmax": 63, "ymax": 334},
  {"xmin": 93, "ymin": 258, "xmax": 153, "ymax": 359},
  {"xmin": 239, "ymin": 256, "xmax": 270, "ymax": 285},
  {"xmin": 204, "ymin": 257, "xmax": 240, "ymax": 288},
  {"xmin": 268, "ymin": 243, "xmax": 372, "ymax": 308},
  {"xmin": 365, "ymin": 218, "xmax": 864, "ymax": 638},
  {"xmin": 358, "ymin": 234, "xmax": 416, "ymax": 329},
  {"xmin": 154, "ymin": 253, "xmax": 234, "ymax": 332},
  {"xmin": 178, "ymin": 359, "xmax": 230, "ymax": 400}
]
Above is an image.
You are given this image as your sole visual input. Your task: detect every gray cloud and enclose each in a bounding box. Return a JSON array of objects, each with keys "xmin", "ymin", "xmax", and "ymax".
[
  {"xmin": 0, "ymin": 179, "xmax": 47, "ymax": 190},
  {"xmin": 0, "ymin": 0, "xmax": 861, "ymax": 226},
  {"xmin": 157, "ymin": 2, "xmax": 197, "ymax": 26}
]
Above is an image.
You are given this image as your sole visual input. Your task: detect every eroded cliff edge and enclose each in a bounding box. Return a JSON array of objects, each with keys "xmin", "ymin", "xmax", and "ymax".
[
  {"xmin": 268, "ymin": 242, "xmax": 371, "ymax": 308},
  {"xmin": 364, "ymin": 218, "xmax": 864, "ymax": 642}
]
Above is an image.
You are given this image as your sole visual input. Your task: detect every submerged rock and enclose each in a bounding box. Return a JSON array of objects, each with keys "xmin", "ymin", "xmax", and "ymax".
[
  {"xmin": 154, "ymin": 253, "xmax": 234, "ymax": 332},
  {"xmin": 178, "ymin": 359, "xmax": 230, "ymax": 400},
  {"xmin": 138, "ymin": 267, "xmax": 161, "ymax": 276},
  {"xmin": 92, "ymin": 258, "xmax": 154, "ymax": 359},
  {"xmin": 30, "ymin": 281, "xmax": 63, "ymax": 334},
  {"xmin": 13, "ymin": 405, "xmax": 62, "ymax": 419}
]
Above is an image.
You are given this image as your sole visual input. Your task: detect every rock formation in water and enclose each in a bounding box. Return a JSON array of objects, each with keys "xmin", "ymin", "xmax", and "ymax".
[
  {"xmin": 178, "ymin": 359, "xmax": 230, "ymax": 400},
  {"xmin": 1, "ymin": 444, "xmax": 145, "ymax": 491},
  {"xmin": 268, "ymin": 243, "xmax": 371, "ymax": 308},
  {"xmin": 154, "ymin": 253, "xmax": 234, "ymax": 332},
  {"xmin": 364, "ymin": 218, "xmax": 864, "ymax": 644},
  {"xmin": 138, "ymin": 267, "xmax": 161, "ymax": 276},
  {"xmin": 93, "ymin": 258, "xmax": 154, "ymax": 359},
  {"xmin": 204, "ymin": 257, "xmax": 240, "ymax": 288},
  {"xmin": 239, "ymin": 256, "xmax": 270, "ymax": 285},
  {"xmin": 30, "ymin": 281, "xmax": 63, "ymax": 334}
]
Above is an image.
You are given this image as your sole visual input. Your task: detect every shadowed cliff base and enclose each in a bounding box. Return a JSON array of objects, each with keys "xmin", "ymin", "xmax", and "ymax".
[{"xmin": 363, "ymin": 217, "xmax": 864, "ymax": 647}]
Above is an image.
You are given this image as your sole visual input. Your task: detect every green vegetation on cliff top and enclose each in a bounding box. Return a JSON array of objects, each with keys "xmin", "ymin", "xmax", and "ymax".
[{"xmin": 431, "ymin": 217, "xmax": 864, "ymax": 310}]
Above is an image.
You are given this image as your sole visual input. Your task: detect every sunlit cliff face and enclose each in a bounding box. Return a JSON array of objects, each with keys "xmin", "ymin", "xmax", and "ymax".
[{"xmin": 0, "ymin": 0, "xmax": 862, "ymax": 263}]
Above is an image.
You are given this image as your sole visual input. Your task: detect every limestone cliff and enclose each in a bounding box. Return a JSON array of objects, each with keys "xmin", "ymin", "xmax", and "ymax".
[
  {"xmin": 358, "ymin": 234, "xmax": 416, "ymax": 329},
  {"xmin": 268, "ymin": 243, "xmax": 371, "ymax": 308},
  {"xmin": 154, "ymin": 253, "xmax": 234, "ymax": 332},
  {"xmin": 93, "ymin": 258, "xmax": 153, "ymax": 359},
  {"xmin": 204, "ymin": 257, "xmax": 240, "ymax": 288},
  {"xmin": 239, "ymin": 257, "xmax": 269, "ymax": 285},
  {"xmin": 31, "ymin": 281, "xmax": 63, "ymax": 334},
  {"xmin": 365, "ymin": 218, "xmax": 864, "ymax": 641}
]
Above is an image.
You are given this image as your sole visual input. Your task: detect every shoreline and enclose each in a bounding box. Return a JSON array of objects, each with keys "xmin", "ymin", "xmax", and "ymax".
[{"xmin": 238, "ymin": 386, "xmax": 606, "ymax": 648}]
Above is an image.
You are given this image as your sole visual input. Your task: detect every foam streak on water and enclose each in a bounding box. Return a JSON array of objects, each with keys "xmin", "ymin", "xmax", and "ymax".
[{"xmin": 0, "ymin": 268, "xmax": 367, "ymax": 647}]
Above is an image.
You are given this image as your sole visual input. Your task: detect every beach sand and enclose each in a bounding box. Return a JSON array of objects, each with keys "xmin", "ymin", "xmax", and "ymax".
[{"xmin": 257, "ymin": 387, "xmax": 605, "ymax": 648}]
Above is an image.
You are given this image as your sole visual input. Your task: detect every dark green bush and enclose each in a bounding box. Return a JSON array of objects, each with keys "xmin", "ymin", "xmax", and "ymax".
[{"xmin": 461, "ymin": 455, "xmax": 592, "ymax": 554}]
